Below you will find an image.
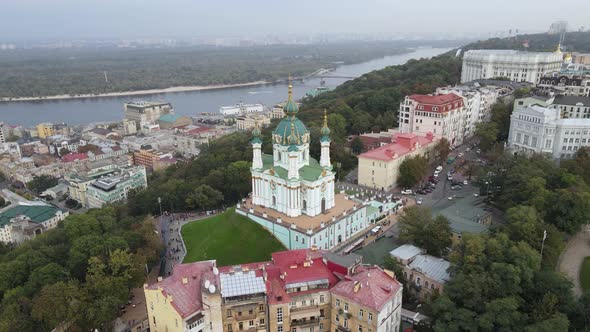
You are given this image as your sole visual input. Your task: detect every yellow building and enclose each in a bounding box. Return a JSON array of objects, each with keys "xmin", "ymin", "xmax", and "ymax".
[
  {"xmin": 145, "ymin": 249, "xmax": 403, "ymax": 332},
  {"xmin": 358, "ymin": 132, "xmax": 436, "ymax": 191},
  {"xmin": 36, "ymin": 123, "xmax": 55, "ymax": 139}
]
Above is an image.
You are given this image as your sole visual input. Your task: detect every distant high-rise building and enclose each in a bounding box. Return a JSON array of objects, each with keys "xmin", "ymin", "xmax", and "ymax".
[
  {"xmin": 36, "ymin": 122, "xmax": 55, "ymax": 139},
  {"xmin": 0, "ymin": 122, "xmax": 8, "ymax": 143}
]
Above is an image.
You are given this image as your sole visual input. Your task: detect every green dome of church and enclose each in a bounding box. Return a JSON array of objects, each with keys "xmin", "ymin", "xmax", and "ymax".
[
  {"xmin": 274, "ymin": 117, "xmax": 308, "ymax": 145},
  {"xmin": 283, "ymin": 99, "xmax": 299, "ymax": 115}
]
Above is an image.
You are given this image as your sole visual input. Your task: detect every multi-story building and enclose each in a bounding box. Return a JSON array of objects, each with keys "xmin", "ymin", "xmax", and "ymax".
[
  {"xmin": 236, "ymin": 113, "xmax": 271, "ymax": 131},
  {"xmin": 85, "ymin": 165, "xmax": 147, "ymax": 208},
  {"xmin": 0, "ymin": 122, "xmax": 8, "ymax": 143},
  {"xmin": 36, "ymin": 122, "xmax": 55, "ymax": 139},
  {"xmin": 66, "ymin": 164, "xmax": 127, "ymax": 206},
  {"xmin": 133, "ymin": 148, "xmax": 176, "ymax": 171},
  {"xmin": 219, "ymin": 103, "xmax": 264, "ymax": 116},
  {"xmin": 157, "ymin": 114, "xmax": 193, "ymax": 129},
  {"xmin": 461, "ymin": 50, "xmax": 563, "ymax": 83},
  {"xmin": 398, "ymin": 93, "xmax": 467, "ymax": 146},
  {"xmin": 537, "ymin": 74, "xmax": 590, "ymax": 97},
  {"xmin": 550, "ymin": 95, "xmax": 590, "ymax": 118},
  {"xmin": 390, "ymin": 244, "xmax": 451, "ymax": 301},
  {"xmin": 358, "ymin": 133, "xmax": 437, "ymax": 191},
  {"xmin": 144, "ymin": 249, "xmax": 402, "ymax": 332},
  {"xmin": 0, "ymin": 202, "xmax": 69, "ymax": 244},
  {"xmin": 271, "ymin": 103, "xmax": 286, "ymax": 119},
  {"xmin": 124, "ymin": 101, "xmax": 173, "ymax": 131},
  {"xmin": 507, "ymin": 99, "xmax": 590, "ymax": 159},
  {"xmin": 572, "ymin": 53, "xmax": 590, "ymax": 65}
]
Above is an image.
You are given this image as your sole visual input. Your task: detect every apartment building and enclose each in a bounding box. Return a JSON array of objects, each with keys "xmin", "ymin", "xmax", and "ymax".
[
  {"xmin": 537, "ymin": 74, "xmax": 590, "ymax": 97},
  {"xmin": 144, "ymin": 249, "xmax": 402, "ymax": 332},
  {"xmin": 36, "ymin": 123, "xmax": 55, "ymax": 139},
  {"xmin": 124, "ymin": 101, "xmax": 173, "ymax": 131},
  {"xmin": 133, "ymin": 148, "xmax": 176, "ymax": 171},
  {"xmin": 235, "ymin": 114, "xmax": 271, "ymax": 131},
  {"xmin": 357, "ymin": 133, "xmax": 437, "ymax": 191},
  {"xmin": 390, "ymin": 245, "xmax": 451, "ymax": 301},
  {"xmin": 85, "ymin": 165, "xmax": 147, "ymax": 208},
  {"xmin": 398, "ymin": 93, "xmax": 467, "ymax": 146}
]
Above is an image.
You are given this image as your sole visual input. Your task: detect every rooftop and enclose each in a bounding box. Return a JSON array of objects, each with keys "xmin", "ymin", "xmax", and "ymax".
[
  {"xmin": 158, "ymin": 113, "xmax": 186, "ymax": 123},
  {"xmin": 409, "ymin": 93, "xmax": 463, "ymax": 106},
  {"xmin": 220, "ymin": 270, "xmax": 266, "ymax": 298},
  {"xmin": 330, "ymin": 265, "xmax": 402, "ymax": 311},
  {"xmin": 553, "ymin": 95, "xmax": 590, "ymax": 106},
  {"xmin": 390, "ymin": 244, "xmax": 425, "ymax": 261},
  {"xmin": 407, "ymin": 254, "xmax": 451, "ymax": 284},
  {"xmin": 0, "ymin": 203, "xmax": 65, "ymax": 228},
  {"xmin": 145, "ymin": 260, "xmax": 217, "ymax": 318},
  {"xmin": 465, "ymin": 49, "xmax": 561, "ymax": 57},
  {"xmin": 358, "ymin": 132, "xmax": 435, "ymax": 161},
  {"xmin": 260, "ymin": 154, "xmax": 324, "ymax": 182},
  {"xmin": 242, "ymin": 194, "xmax": 361, "ymax": 232},
  {"xmin": 434, "ymin": 195, "xmax": 490, "ymax": 235},
  {"xmin": 62, "ymin": 152, "xmax": 88, "ymax": 163}
]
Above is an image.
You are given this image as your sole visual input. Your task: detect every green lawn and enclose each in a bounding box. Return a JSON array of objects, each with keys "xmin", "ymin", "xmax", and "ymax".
[
  {"xmin": 581, "ymin": 256, "xmax": 590, "ymax": 293},
  {"xmin": 181, "ymin": 208, "xmax": 285, "ymax": 266}
]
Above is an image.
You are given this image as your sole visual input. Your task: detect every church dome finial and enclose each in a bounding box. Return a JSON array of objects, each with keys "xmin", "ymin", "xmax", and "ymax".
[
  {"xmin": 283, "ymin": 74, "xmax": 299, "ymax": 117},
  {"xmin": 251, "ymin": 118, "xmax": 262, "ymax": 144},
  {"xmin": 321, "ymin": 109, "xmax": 330, "ymax": 136}
]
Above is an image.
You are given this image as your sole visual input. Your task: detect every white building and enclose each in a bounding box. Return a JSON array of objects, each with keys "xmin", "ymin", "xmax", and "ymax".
[
  {"xmin": 124, "ymin": 101, "xmax": 173, "ymax": 131},
  {"xmin": 398, "ymin": 93, "xmax": 467, "ymax": 146},
  {"xmin": 0, "ymin": 122, "xmax": 8, "ymax": 144},
  {"xmin": 508, "ymin": 100, "xmax": 590, "ymax": 159},
  {"xmin": 461, "ymin": 50, "xmax": 563, "ymax": 84},
  {"xmin": 537, "ymin": 74, "xmax": 590, "ymax": 97},
  {"xmin": 219, "ymin": 103, "xmax": 264, "ymax": 116},
  {"xmin": 0, "ymin": 202, "xmax": 68, "ymax": 244}
]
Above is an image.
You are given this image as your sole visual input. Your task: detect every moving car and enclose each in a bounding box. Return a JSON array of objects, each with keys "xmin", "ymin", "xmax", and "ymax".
[
  {"xmin": 447, "ymin": 175, "xmax": 453, "ymax": 181},
  {"xmin": 416, "ymin": 198, "xmax": 423, "ymax": 205},
  {"xmin": 401, "ymin": 189, "xmax": 413, "ymax": 195},
  {"xmin": 436, "ymin": 165, "xmax": 443, "ymax": 172},
  {"xmin": 451, "ymin": 185, "xmax": 462, "ymax": 190},
  {"xmin": 458, "ymin": 152, "xmax": 464, "ymax": 158},
  {"xmin": 463, "ymin": 180, "xmax": 468, "ymax": 185},
  {"xmin": 466, "ymin": 147, "xmax": 471, "ymax": 152}
]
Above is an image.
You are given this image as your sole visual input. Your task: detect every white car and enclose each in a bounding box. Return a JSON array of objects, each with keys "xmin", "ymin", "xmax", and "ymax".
[
  {"xmin": 401, "ymin": 189, "xmax": 413, "ymax": 195},
  {"xmin": 416, "ymin": 198, "xmax": 423, "ymax": 205},
  {"xmin": 435, "ymin": 166, "xmax": 443, "ymax": 172},
  {"xmin": 463, "ymin": 180, "xmax": 468, "ymax": 185},
  {"xmin": 448, "ymin": 196, "xmax": 453, "ymax": 200},
  {"xmin": 458, "ymin": 152, "xmax": 464, "ymax": 158},
  {"xmin": 466, "ymin": 147, "xmax": 471, "ymax": 152}
]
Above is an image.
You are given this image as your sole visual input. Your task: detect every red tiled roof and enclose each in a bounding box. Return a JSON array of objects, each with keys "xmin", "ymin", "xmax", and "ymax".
[
  {"xmin": 358, "ymin": 132, "xmax": 435, "ymax": 161},
  {"xmin": 61, "ymin": 152, "xmax": 88, "ymax": 163},
  {"xmin": 330, "ymin": 266, "xmax": 402, "ymax": 312},
  {"xmin": 146, "ymin": 261, "xmax": 218, "ymax": 318},
  {"xmin": 187, "ymin": 127, "xmax": 213, "ymax": 135},
  {"xmin": 408, "ymin": 93, "xmax": 464, "ymax": 112}
]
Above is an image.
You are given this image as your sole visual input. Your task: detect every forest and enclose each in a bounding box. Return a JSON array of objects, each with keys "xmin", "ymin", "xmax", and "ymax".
[{"xmin": 0, "ymin": 40, "xmax": 461, "ymax": 99}]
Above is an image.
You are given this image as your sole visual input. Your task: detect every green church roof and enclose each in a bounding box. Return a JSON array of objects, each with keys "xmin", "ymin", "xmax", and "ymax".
[
  {"xmin": 261, "ymin": 154, "xmax": 326, "ymax": 182},
  {"xmin": 273, "ymin": 117, "xmax": 308, "ymax": 146}
]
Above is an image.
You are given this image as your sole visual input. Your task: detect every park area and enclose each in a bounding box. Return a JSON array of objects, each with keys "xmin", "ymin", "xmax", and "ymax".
[
  {"xmin": 581, "ymin": 257, "xmax": 590, "ymax": 293},
  {"xmin": 181, "ymin": 208, "xmax": 285, "ymax": 266}
]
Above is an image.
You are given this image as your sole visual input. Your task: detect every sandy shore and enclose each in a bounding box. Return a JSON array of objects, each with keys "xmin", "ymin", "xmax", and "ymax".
[{"xmin": 0, "ymin": 80, "xmax": 271, "ymax": 103}]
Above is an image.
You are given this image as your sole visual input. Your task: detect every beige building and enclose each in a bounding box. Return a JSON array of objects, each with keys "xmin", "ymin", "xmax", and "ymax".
[
  {"xmin": 36, "ymin": 123, "xmax": 55, "ymax": 139},
  {"xmin": 145, "ymin": 249, "xmax": 402, "ymax": 332},
  {"xmin": 572, "ymin": 53, "xmax": 590, "ymax": 65},
  {"xmin": 236, "ymin": 114, "xmax": 271, "ymax": 131},
  {"xmin": 124, "ymin": 101, "xmax": 173, "ymax": 131},
  {"xmin": 390, "ymin": 244, "xmax": 451, "ymax": 301},
  {"xmin": 358, "ymin": 133, "xmax": 436, "ymax": 191}
]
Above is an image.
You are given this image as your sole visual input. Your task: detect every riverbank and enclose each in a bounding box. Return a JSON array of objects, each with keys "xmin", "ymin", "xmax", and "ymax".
[{"xmin": 0, "ymin": 80, "xmax": 271, "ymax": 103}]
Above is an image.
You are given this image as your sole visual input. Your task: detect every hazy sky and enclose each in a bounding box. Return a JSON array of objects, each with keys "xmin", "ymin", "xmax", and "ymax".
[{"xmin": 1, "ymin": 0, "xmax": 588, "ymax": 40}]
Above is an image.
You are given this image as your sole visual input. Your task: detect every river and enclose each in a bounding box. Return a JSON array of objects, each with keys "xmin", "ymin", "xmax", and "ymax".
[{"xmin": 0, "ymin": 47, "xmax": 451, "ymax": 126}]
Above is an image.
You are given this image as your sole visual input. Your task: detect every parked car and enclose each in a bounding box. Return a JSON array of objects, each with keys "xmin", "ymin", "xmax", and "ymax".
[
  {"xmin": 447, "ymin": 175, "xmax": 453, "ymax": 181},
  {"xmin": 401, "ymin": 189, "xmax": 413, "ymax": 195},
  {"xmin": 435, "ymin": 165, "xmax": 443, "ymax": 172},
  {"xmin": 417, "ymin": 190, "xmax": 427, "ymax": 195},
  {"xmin": 463, "ymin": 180, "xmax": 468, "ymax": 185},
  {"xmin": 448, "ymin": 196, "xmax": 454, "ymax": 200},
  {"xmin": 458, "ymin": 152, "xmax": 464, "ymax": 158},
  {"xmin": 451, "ymin": 185, "xmax": 462, "ymax": 190},
  {"xmin": 428, "ymin": 176, "xmax": 438, "ymax": 183},
  {"xmin": 466, "ymin": 147, "xmax": 471, "ymax": 152},
  {"xmin": 476, "ymin": 149, "xmax": 481, "ymax": 154},
  {"xmin": 416, "ymin": 198, "xmax": 423, "ymax": 205},
  {"xmin": 451, "ymin": 180, "xmax": 462, "ymax": 186},
  {"xmin": 450, "ymin": 168, "xmax": 456, "ymax": 174}
]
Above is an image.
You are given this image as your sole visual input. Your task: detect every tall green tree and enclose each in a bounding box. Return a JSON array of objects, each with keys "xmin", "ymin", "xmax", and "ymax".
[
  {"xmin": 398, "ymin": 155, "xmax": 428, "ymax": 189},
  {"xmin": 398, "ymin": 206, "xmax": 452, "ymax": 256}
]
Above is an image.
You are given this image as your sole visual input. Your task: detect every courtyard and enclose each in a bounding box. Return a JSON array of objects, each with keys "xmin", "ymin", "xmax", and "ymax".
[{"xmin": 181, "ymin": 208, "xmax": 285, "ymax": 266}]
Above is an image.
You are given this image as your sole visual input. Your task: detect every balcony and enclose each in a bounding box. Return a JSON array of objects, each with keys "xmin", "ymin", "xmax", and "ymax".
[
  {"xmin": 336, "ymin": 326, "xmax": 351, "ymax": 332},
  {"xmin": 290, "ymin": 304, "xmax": 320, "ymax": 313},
  {"xmin": 290, "ymin": 316, "xmax": 322, "ymax": 327}
]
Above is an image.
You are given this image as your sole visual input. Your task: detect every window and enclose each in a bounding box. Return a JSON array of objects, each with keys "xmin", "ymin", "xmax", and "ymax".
[
  {"xmin": 320, "ymin": 323, "xmax": 324, "ymax": 330},
  {"xmin": 310, "ymin": 299, "xmax": 315, "ymax": 305},
  {"xmin": 278, "ymin": 327, "xmax": 283, "ymax": 332},
  {"xmin": 368, "ymin": 313, "xmax": 373, "ymax": 322},
  {"xmin": 277, "ymin": 308, "xmax": 283, "ymax": 323},
  {"xmin": 260, "ymin": 319, "xmax": 265, "ymax": 326},
  {"xmin": 259, "ymin": 305, "xmax": 264, "ymax": 313},
  {"xmin": 153, "ymin": 316, "xmax": 156, "ymax": 326},
  {"xmin": 291, "ymin": 301, "xmax": 296, "ymax": 307},
  {"xmin": 358, "ymin": 327, "xmax": 363, "ymax": 332},
  {"xmin": 344, "ymin": 303, "xmax": 349, "ymax": 312},
  {"xmin": 238, "ymin": 311, "xmax": 242, "ymax": 316},
  {"xmin": 239, "ymin": 322, "xmax": 243, "ymax": 331},
  {"xmin": 291, "ymin": 328, "xmax": 297, "ymax": 332},
  {"xmin": 359, "ymin": 309, "xmax": 364, "ymax": 319},
  {"xmin": 249, "ymin": 309, "xmax": 253, "ymax": 315},
  {"xmin": 249, "ymin": 320, "xmax": 254, "ymax": 327},
  {"xmin": 302, "ymin": 300, "xmax": 307, "ymax": 306},
  {"xmin": 226, "ymin": 309, "xmax": 232, "ymax": 318},
  {"xmin": 344, "ymin": 318, "xmax": 349, "ymax": 328},
  {"xmin": 336, "ymin": 299, "xmax": 340, "ymax": 307},
  {"xmin": 228, "ymin": 324, "xmax": 233, "ymax": 332}
]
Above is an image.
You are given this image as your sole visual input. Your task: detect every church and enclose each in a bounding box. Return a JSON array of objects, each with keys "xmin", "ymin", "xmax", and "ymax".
[
  {"xmin": 237, "ymin": 82, "xmax": 392, "ymax": 251},
  {"xmin": 250, "ymin": 81, "xmax": 335, "ymax": 217}
]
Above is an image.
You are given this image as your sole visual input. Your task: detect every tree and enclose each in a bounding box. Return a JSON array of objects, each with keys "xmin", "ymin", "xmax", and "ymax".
[
  {"xmin": 32, "ymin": 281, "xmax": 83, "ymax": 330},
  {"xmin": 432, "ymin": 138, "xmax": 451, "ymax": 164},
  {"xmin": 475, "ymin": 122, "xmax": 499, "ymax": 152},
  {"xmin": 350, "ymin": 136, "xmax": 364, "ymax": 155},
  {"xmin": 398, "ymin": 206, "xmax": 452, "ymax": 256},
  {"xmin": 59, "ymin": 147, "xmax": 70, "ymax": 156},
  {"xmin": 27, "ymin": 175, "xmax": 58, "ymax": 194},
  {"xmin": 185, "ymin": 185, "xmax": 224, "ymax": 211},
  {"xmin": 398, "ymin": 155, "xmax": 428, "ymax": 189}
]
